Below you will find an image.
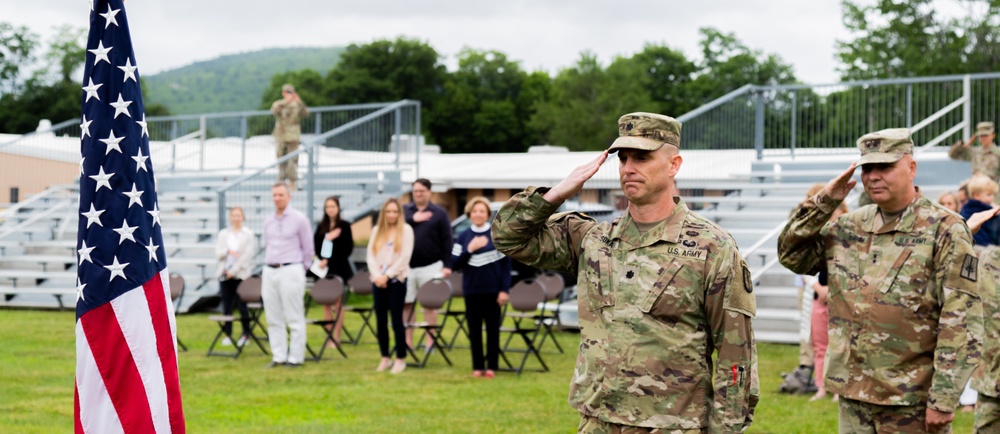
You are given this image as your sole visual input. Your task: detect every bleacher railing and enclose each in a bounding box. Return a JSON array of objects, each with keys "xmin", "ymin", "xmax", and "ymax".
[
  {"xmin": 677, "ymin": 72, "xmax": 1000, "ymax": 159},
  {"xmin": 214, "ymin": 100, "xmax": 421, "ymax": 271}
]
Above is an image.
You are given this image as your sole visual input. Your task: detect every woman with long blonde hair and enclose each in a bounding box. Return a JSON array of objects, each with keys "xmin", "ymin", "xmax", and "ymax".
[{"xmin": 366, "ymin": 198, "xmax": 414, "ymax": 374}]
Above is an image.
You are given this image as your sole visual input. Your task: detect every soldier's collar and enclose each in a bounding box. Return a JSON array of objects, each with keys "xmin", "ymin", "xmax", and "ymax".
[
  {"xmin": 861, "ymin": 196, "xmax": 922, "ymax": 234},
  {"xmin": 611, "ymin": 197, "xmax": 686, "ymax": 247}
]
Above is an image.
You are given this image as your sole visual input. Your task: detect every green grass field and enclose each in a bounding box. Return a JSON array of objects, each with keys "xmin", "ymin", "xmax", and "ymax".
[{"xmin": 0, "ymin": 307, "xmax": 975, "ymax": 433}]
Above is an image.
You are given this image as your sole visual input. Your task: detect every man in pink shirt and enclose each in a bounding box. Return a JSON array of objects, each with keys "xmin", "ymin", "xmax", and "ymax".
[{"xmin": 262, "ymin": 181, "xmax": 314, "ymax": 368}]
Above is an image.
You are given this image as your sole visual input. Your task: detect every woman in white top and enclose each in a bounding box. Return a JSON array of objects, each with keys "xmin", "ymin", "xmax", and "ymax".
[
  {"xmin": 215, "ymin": 207, "xmax": 256, "ymax": 346},
  {"xmin": 366, "ymin": 198, "xmax": 414, "ymax": 374}
]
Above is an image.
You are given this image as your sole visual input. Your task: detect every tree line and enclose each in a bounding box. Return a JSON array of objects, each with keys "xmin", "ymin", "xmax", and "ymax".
[{"xmin": 4, "ymin": 0, "xmax": 1000, "ymax": 150}]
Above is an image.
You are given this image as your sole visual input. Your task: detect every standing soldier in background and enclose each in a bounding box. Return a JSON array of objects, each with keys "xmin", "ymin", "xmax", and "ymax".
[
  {"xmin": 779, "ymin": 128, "xmax": 982, "ymax": 433},
  {"xmin": 974, "ymin": 246, "xmax": 1000, "ymax": 432},
  {"xmin": 493, "ymin": 112, "xmax": 758, "ymax": 433},
  {"xmin": 950, "ymin": 121, "xmax": 1000, "ymax": 185},
  {"xmin": 271, "ymin": 83, "xmax": 309, "ymax": 190}
]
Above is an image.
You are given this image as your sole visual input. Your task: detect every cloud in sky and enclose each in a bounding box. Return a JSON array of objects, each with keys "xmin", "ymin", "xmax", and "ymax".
[{"xmin": 5, "ymin": 0, "xmax": 855, "ymax": 84}]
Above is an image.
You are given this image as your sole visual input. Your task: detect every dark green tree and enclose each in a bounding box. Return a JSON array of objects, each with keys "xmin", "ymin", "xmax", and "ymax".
[
  {"xmin": 0, "ymin": 22, "xmax": 39, "ymax": 95},
  {"xmin": 529, "ymin": 53, "xmax": 657, "ymax": 151},
  {"xmin": 429, "ymin": 49, "xmax": 547, "ymax": 153},
  {"xmin": 689, "ymin": 28, "xmax": 797, "ymax": 102},
  {"xmin": 630, "ymin": 43, "xmax": 699, "ymax": 116},
  {"xmin": 836, "ymin": 0, "xmax": 968, "ymax": 80},
  {"xmin": 324, "ymin": 37, "xmax": 446, "ymax": 109}
]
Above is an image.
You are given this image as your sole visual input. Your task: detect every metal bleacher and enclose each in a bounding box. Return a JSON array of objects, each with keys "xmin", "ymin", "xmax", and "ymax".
[{"xmin": 0, "ymin": 100, "xmax": 420, "ymax": 312}]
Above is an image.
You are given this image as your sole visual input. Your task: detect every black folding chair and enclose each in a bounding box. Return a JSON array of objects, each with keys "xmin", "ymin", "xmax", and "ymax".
[
  {"xmin": 499, "ymin": 279, "xmax": 549, "ymax": 374},
  {"xmin": 207, "ymin": 276, "xmax": 269, "ymax": 358},
  {"xmin": 442, "ymin": 271, "xmax": 469, "ymax": 350},
  {"xmin": 532, "ymin": 271, "xmax": 566, "ymax": 354},
  {"xmin": 342, "ymin": 270, "xmax": 376, "ymax": 345},
  {"xmin": 305, "ymin": 277, "xmax": 349, "ymax": 361},
  {"xmin": 405, "ymin": 278, "xmax": 454, "ymax": 368},
  {"xmin": 168, "ymin": 273, "xmax": 187, "ymax": 352}
]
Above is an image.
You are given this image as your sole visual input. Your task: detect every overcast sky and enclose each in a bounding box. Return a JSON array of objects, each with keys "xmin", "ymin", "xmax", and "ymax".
[{"xmin": 0, "ymin": 0, "xmax": 970, "ymax": 86}]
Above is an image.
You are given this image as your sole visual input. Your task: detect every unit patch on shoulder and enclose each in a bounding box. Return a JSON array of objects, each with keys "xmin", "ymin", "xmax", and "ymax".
[
  {"xmin": 743, "ymin": 265, "xmax": 753, "ymax": 293},
  {"xmin": 961, "ymin": 254, "xmax": 979, "ymax": 282}
]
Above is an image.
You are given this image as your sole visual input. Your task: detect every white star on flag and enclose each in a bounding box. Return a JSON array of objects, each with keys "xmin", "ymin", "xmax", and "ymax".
[
  {"xmin": 103, "ymin": 256, "xmax": 129, "ymax": 282},
  {"xmin": 99, "ymin": 130, "xmax": 125, "ymax": 155},
  {"xmin": 145, "ymin": 238, "xmax": 159, "ymax": 262},
  {"xmin": 132, "ymin": 149, "xmax": 149, "ymax": 172},
  {"xmin": 76, "ymin": 278, "xmax": 87, "ymax": 302},
  {"xmin": 81, "ymin": 204, "xmax": 106, "ymax": 229},
  {"xmin": 135, "ymin": 114, "xmax": 148, "ymax": 138},
  {"xmin": 88, "ymin": 40, "xmax": 112, "ymax": 65},
  {"xmin": 110, "ymin": 93, "xmax": 132, "ymax": 119},
  {"xmin": 147, "ymin": 203, "xmax": 161, "ymax": 227},
  {"xmin": 89, "ymin": 166, "xmax": 114, "ymax": 192},
  {"xmin": 99, "ymin": 6, "xmax": 120, "ymax": 29},
  {"xmin": 78, "ymin": 240, "xmax": 96, "ymax": 265},
  {"xmin": 112, "ymin": 219, "xmax": 138, "ymax": 245},
  {"xmin": 81, "ymin": 115, "xmax": 93, "ymax": 139},
  {"xmin": 82, "ymin": 78, "xmax": 103, "ymax": 102},
  {"xmin": 118, "ymin": 58, "xmax": 137, "ymax": 83},
  {"xmin": 122, "ymin": 183, "xmax": 144, "ymax": 208}
]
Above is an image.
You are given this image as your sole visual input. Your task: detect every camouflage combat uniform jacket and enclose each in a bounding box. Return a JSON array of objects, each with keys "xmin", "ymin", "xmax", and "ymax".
[
  {"xmin": 973, "ymin": 247, "xmax": 1000, "ymax": 398},
  {"xmin": 949, "ymin": 141, "xmax": 1000, "ymax": 182},
  {"xmin": 778, "ymin": 192, "xmax": 983, "ymax": 411},
  {"xmin": 492, "ymin": 187, "xmax": 759, "ymax": 432},
  {"xmin": 270, "ymin": 99, "xmax": 308, "ymax": 143}
]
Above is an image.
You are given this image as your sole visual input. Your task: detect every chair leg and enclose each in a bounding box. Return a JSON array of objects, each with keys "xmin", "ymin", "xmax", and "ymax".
[
  {"xmin": 516, "ymin": 330, "xmax": 548, "ymax": 374},
  {"xmin": 444, "ymin": 314, "xmax": 469, "ymax": 350},
  {"xmin": 207, "ymin": 320, "xmax": 242, "ymax": 358}
]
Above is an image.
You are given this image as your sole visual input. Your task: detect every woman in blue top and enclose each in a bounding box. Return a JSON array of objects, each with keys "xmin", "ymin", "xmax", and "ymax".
[{"xmin": 451, "ymin": 196, "xmax": 510, "ymax": 378}]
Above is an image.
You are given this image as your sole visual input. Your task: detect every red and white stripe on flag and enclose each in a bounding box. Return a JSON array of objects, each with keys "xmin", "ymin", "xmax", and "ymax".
[{"xmin": 74, "ymin": 272, "xmax": 184, "ymax": 434}]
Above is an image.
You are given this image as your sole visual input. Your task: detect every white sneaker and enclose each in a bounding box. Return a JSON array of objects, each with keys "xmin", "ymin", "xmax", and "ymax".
[
  {"xmin": 236, "ymin": 335, "xmax": 249, "ymax": 347},
  {"xmin": 221, "ymin": 337, "xmax": 233, "ymax": 346},
  {"xmin": 390, "ymin": 360, "xmax": 406, "ymax": 374}
]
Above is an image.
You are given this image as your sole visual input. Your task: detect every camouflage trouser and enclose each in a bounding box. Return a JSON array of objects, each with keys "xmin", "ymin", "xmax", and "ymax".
[
  {"xmin": 839, "ymin": 398, "xmax": 951, "ymax": 433},
  {"xmin": 577, "ymin": 415, "xmax": 706, "ymax": 434},
  {"xmin": 976, "ymin": 393, "xmax": 1000, "ymax": 433},
  {"xmin": 276, "ymin": 139, "xmax": 299, "ymax": 187}
]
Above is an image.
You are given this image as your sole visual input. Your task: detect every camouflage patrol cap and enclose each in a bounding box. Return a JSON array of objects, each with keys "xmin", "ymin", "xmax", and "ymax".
[
  {"xmin": 977, "ymin": 122, "xmax": 995, "ymax": 136},
  {"xmin": 857, "ymin": 128, "xmax": 913, "ymax": 165},
  {"xmin": 282, "ymin": 83, "xmax": 295, "ymax": 93},
  {"xmin": 607, "ymin": 112, "xmax": 681, "ymax": 152}
]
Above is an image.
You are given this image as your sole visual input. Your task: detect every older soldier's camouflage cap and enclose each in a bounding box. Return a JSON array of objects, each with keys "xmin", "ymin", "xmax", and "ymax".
[
  {"xmin": 857, "ymin": 128, "xmax": 913, "ymax": 165},
  {"xmin": 977, "ymin": 121, "xmax": 995, "ymax": 136},
  {"xmin": 607, "ymin": 112, "xmax": 681, "ymax": 152},
  {"xmin": 282, "ymin": 83, "xmax": 295, "ymax": 93}
]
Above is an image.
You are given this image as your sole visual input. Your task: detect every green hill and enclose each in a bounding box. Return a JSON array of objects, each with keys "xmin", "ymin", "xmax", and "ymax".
[{"xmin": 143, "ymin": 46, "xmax": 344, "ymax": 115}]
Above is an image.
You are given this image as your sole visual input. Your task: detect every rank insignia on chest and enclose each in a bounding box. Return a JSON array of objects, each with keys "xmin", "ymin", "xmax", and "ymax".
[{"xmin": 623, "ymin": 265, "xmax": 639, "ymax": 283}]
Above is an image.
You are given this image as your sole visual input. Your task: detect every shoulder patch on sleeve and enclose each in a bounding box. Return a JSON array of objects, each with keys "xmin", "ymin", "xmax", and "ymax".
[
  {"xmin": 726, "ymin": 261, "xmax": 757, "ymax": 317},
  {"xmin": 961, "ymin": 254, "xmax": 979, "ymax": 282}
]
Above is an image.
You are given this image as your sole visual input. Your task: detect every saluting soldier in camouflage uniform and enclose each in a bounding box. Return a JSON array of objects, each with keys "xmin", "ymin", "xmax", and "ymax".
[
  {"xmin": 950, "ymin": 121, "xmax": 1000, "ymax": 185},
  {"xmin": 778, "ymin": 128, "xmax": 983, "ymax": 433},
  {"xmin": 492, "ymin": 113, "xmax": 758, "ymax": 433},
  {"xmin": 974, "ymin": 246, "xmax": 1000, "ymax": 432},
  {"xmin": 271, "ymin": 83, "xmax": 309, "ymax": 189}
]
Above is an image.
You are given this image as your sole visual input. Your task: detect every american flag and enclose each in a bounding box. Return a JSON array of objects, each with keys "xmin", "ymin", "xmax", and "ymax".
[{"xmin": 74, "ymin": 0, "xmax": 185, "ymax": 432}]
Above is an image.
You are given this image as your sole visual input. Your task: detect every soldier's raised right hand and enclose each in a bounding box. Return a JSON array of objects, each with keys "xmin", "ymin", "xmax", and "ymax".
[
  {"xmin": 543, "ymin": 151, "xmax": 608, "ymax": 204},
  {"xmin": 823, "ymin": 162, "xmax": 858, "ymax": 201}
]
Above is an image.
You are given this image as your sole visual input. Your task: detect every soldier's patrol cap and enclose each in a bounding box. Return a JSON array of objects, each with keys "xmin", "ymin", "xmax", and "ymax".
[
  {"xmin": 282, "ymin": 83, "xmax": 295, "ymax": 93},
  {"xmin": 856, "ymin": 128, "xmax": 913, "ymax": 165},
  {"xmin": 607, "ymin": 112, "xmax": 681, "ymax": 152},
  {"xmin": 977, "ymin": 122, "xmax": 995, "ymax": 136}
]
